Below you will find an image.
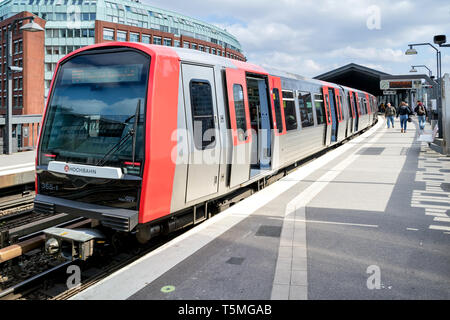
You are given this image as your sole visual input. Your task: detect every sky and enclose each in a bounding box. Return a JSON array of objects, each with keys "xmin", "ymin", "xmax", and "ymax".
[{"xmin": 142, "ymin": 0, "xmax": 450, "ymax": 79}]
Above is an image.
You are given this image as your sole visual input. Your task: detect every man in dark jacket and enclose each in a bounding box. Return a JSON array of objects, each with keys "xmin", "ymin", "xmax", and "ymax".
[{"xmin": 384, "ymin": 103, "xmax": 396, "ymax": 128}]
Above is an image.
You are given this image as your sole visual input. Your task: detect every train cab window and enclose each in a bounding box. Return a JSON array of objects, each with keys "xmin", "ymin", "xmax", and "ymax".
[
  {"xmin": 298, "ymin": 91, "xmax": 314, "ymax": 128},
  {"xmin": 233, "ymin": 84, "xmax": 248, "ymax": 141},
  {"xmin": 272, "ymin": 88, "xmax": 284, "ymax": 133},
  {"xmin": 282, "ymin": 90, "xmax": 297, "ymax": 131},
  {"xmin": 190, "ymin": 80, "xmax": 216, "ymax": 150},
  {"xmin": 313, "ymin": 93, "xmax": 326, "ymax": 125}
]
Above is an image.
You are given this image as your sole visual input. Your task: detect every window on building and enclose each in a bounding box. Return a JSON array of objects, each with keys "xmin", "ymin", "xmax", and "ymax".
[
  {"xmin": 74, "ymin": 29, "xmax": 81, "ymax": 37},
  {"xmin": 103, "ymin": 28, "xmax": 114, "ymax": 41},
  {"xmin": 174, "ymin": 40, "xmax": 181, "ymax": 47},
  {"xmin": 314, "ymin": 94, "xmax": 326, "ymax": 125},
  {"xmin": 163, "ymin": 38, "xmax": 172, "ymax": 46},
  {"xmin": 60, "ymin": 29, "xmax": 67, "ymax": 38},
  {"xmin": 130, "ymin": 33, "xmax": 139, "ymax": 42},
  {"xmin": 82, "ymin": 29, "xmax": 88, "ymax": 38},
  {"xmin": 67, "ymin": 29, "xmax": 74, "ymax": 38},
  {"xmin": 46, "ymin": 29, "xmax": 53, "ymax": 38},
  {"xmin": 191, "ymin": 43, "xmax": 197, "ymax": 50},
  {"xmin": 89, "ymin": 29, "xmax": 95, "ymax": 37},
  {"xmin": 183, "ymin": 41, "xmax": 189, "ymax": 48},
  {"xmin": 233, "ymin": 84, "xmax": 248, "ymax": 141},
  {"xmin": 142, "ymin": 35, "xmax": 150, "ymax": 44},
  {"xmin": 117, "ymin": 30, "xmax": 126, "ymax": 41},
  {"xmin": 82, "ymin": 13, "xmax": 90, "ymax": 21},
  {"xmin": 53, "ymin": 46, "xmax": 60, "ymax": 55},
  {"xmin": 153, "ymin": 36, "xmax": 162, "ymax": 45},
  {"xmin": 282, "ymin": 90, "xmax": 297, "ymax": 131},
  {"xmin": 160, "ymin": 25, "xmax": 169, "ymax": 33},
  {"xmin": 298, "ymin": 91, "xmax": 314, "ymax": 128},
  {"xmin": 273, "ymin": 88, "xmax": 283, "ymax": 133},
  {"xmin": 212, "ymin": 48, "xmax": 216, "ymax": 55},
  {"xmin": 190, "ymin": 80, "xmax": 216, "ymax": 150}
]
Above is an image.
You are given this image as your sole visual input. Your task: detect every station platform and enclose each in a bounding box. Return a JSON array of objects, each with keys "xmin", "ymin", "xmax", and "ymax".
[
  {"xmin": 72, "ymin": 117, "xmax": 450, "ymax": 300},
  {"xmin": 0, "ymin": 151, "xmax": 35, "ymax": 189}
]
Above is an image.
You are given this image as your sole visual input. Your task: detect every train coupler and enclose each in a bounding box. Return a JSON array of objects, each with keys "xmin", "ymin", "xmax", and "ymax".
[{"xmin": 44, "ymin": 227, "xmax": 106, "ymax": 261}]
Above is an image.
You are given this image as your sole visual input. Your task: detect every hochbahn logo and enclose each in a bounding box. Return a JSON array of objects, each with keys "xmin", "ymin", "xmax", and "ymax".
[{"xmin": 64, "ymin": 164, "xmax": 97, "ymax": 175}]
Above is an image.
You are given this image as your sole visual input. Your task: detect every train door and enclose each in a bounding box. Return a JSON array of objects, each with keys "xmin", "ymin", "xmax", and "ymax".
[
  {"xmin": 334, "ymin": 88, "xmax": 344, "ymax": 140},
  {"xmin": 347, "ymin": 91, "xmax": 355, "ymax": 135},
  {"xmin": 246, "ymin": 75, "xmax": 273, "ymax": 175},
  {"xmin": 182, "ymin": 64, "xmax": 221, "ymax": 202},
  {"xmin": 328, "ymin": 88, "xmax": 338, "ymax": 142},
  {"xmin": 353, "ymin": 92, "xmax": 360, "ymax": 132},
  {"xmin": 225, "ymin": 68, "xmax": 253, "ymax": 188},
  {"xmin": 322, "ymin": 87, "xmax": 332, "ymax": 145}
]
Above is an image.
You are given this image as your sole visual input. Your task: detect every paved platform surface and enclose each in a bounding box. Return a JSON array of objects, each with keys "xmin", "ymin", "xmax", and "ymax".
[
  {"xmin": 0, "ymin": 151, "xmax": 35, "ymax": 189},
  {"xmin": 72, "ymin": 117, "xmax": 450, "ymax": 300}
]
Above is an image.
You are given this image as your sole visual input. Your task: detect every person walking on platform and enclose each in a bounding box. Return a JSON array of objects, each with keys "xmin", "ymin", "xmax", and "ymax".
[
  {"xmin": 414, "ymin": 100, "xmax": 427, "ymax": 133},
  {"xmin": 396, "ymin": 101, "xmax": 413, "ymax": 133},
  {"xmin": 379, "ymin": 102, "xmax": 386, "ymax": 113},
  {"xmin": 384, "ymin": 102, "xmax": 396, "ymax": 129}
]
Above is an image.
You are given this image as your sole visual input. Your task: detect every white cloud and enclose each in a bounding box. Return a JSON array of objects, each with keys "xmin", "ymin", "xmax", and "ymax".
[{"xmin": 143, "ymin": 0, "xmax": 450, "ymax": 77}]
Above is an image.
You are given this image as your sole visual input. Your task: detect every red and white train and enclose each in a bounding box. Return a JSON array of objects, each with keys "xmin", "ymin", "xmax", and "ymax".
[{"xmin": 34, "ymin": 42, "xmax": 377, "ymax": 254}]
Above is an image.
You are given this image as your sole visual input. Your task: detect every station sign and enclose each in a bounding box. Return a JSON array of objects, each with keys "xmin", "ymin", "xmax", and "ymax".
[
  {"xmin": 380, "ymin": 79, "xmax": 423, "ymax": 90},
  {"xmin": 383, "ymin": 90, "xmax": 396, "ymax": 95}
]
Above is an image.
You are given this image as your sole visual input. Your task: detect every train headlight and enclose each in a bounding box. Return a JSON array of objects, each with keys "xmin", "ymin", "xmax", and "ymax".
[{"xmin": 45, "ymin": 238, "xmax": 59, "ymax": 255}]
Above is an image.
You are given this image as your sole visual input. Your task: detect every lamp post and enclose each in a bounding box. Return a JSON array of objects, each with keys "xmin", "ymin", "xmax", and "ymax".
[
  {"xmin": 405, "ymin": 43, "xmax": 442, "ymax": 138},
  {"xmin": 4, "ymin": 16, "xmax": 43, "ymax": 155},
  {"xmin": 410, "ymin": 65, "xmax": 432, "ymax": 77}
]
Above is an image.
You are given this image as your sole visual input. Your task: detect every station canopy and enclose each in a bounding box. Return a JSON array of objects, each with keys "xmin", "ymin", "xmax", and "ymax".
[{"xmin": 314, "ymin": 63, "xmax": 391, "ymax": 96}]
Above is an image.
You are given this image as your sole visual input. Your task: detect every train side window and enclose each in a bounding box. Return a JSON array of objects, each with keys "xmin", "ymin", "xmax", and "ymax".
[
  {"xmin": 313, "ymin": 93, "xmax": 326, "ymax": 125},
  {"xmin": 233, "ymin": 84, "xmax": 248, "ymax": 141},
  {"xmin": 272, "ymin": 88, "xmax": 284, "ymax": 133},
  {"xmin": 360, "ymin": 98, "xmax": 365, "ymax": 115},
  {"xmin": 190, "ymin": 80, "xmax": 216, "ymax": 150},
  {"xmin": 347, "ymin": 94, "xmax": 353, "ymax": 117},
  {"xmin": 298, "ymin": 91, "xmax": 314, "ymax": 128},
  {"xmin": 282, "ymin": 90, "xmax": 297, "ymax": 131}
]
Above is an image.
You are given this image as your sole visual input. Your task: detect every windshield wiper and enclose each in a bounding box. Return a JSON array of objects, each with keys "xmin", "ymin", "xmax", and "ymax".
[
  {"xmin": 95, "ymin": 99, "xmax": 141, "ymax": 167},
  {"xmin": 131, "ymin": 99, "xmax": 140, "ymax": 165}
]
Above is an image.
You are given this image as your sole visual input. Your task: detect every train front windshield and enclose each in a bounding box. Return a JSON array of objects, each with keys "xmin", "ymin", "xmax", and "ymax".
[{"xmin": 39, "ymin": 49, "xmax": 150, "ymax": 171}]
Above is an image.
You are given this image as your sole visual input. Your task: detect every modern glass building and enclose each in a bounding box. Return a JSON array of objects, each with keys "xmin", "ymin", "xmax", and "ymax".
[{"xmin": 0, "ymin": 0, "xmax": 245, "ymax": 98}]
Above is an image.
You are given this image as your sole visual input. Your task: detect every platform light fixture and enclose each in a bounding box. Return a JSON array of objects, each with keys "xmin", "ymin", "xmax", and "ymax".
[
  {"xmin": 410, "ymin": 65, "xmax": 432, "ymax": 77},
  {"xmin": 20, "ymin": 20, "xmax": 44, "ymax": 32},
  {"xmin": 405, "ymin": 41, "xmax": 442, "ymax": 138},
  {"xmin": 405, "ymin": 46, "xmax": 418, "ymax": 55}
]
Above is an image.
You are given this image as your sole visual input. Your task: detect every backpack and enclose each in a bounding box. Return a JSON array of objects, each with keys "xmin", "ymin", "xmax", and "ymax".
[{"xmin": 418, "ymin": 105, "xmax": 425, "ymax": 115}]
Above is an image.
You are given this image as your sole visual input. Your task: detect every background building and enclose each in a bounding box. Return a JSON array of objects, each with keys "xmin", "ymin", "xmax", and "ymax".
[{"xmin": 0, "ymin": 0, "xmax": 245, "ymax": 153}]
